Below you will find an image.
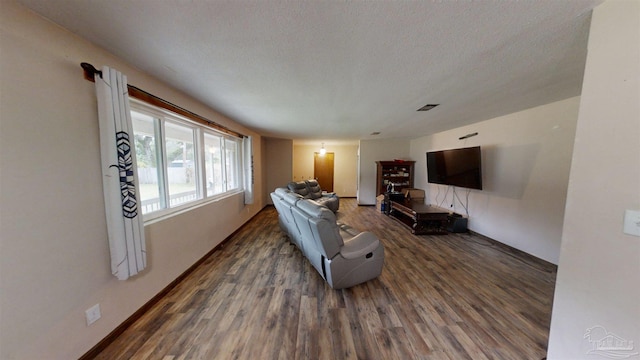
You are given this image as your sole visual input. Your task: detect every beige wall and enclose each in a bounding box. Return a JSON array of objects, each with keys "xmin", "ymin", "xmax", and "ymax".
[
  {"xmin": 0, "ymin": 1, "xmax": 264, "ymax": 359},
  {"xmin": 265, "ymin": 137, "xmax": 293, "ymax": 203},
  {"xmin": 292, "ymin": 143, "xmax": 358, "ymax": 197},
  {"xmin": 409, "ymin": 97, "xmax": 580, "ymax": 264},
  {"xmin": 548, "ymin": 1, "xmax": 640, "ymax": 358}
]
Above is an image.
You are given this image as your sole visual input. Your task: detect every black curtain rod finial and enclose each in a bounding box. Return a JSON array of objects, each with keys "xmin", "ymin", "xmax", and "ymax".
[{"xmin": 81, "ymin": 62, "xmax": 102, "ymax": 81}]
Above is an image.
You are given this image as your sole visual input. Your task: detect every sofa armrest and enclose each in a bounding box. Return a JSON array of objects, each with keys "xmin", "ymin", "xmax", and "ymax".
[
  {"xmin": 337, "ymin": 222, "xmax": 360, "ymax": 237},
  {"xmin": 339, "ymin": 232, "xmax": 380, "ymax": 260}
]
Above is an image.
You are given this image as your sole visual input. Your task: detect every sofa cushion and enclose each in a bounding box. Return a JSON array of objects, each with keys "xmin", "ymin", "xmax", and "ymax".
[
  {"xmin": 296, "ymin": 198, "xmax": 335, "ymax": 222},
  {"xmin": 282, "ymin": 191, "xmax": 302, "ymax": 206},
  {"xmin": 296, "ymin": 199, "xmax": 343, "ymax": 258},
  {"xmin": 287, "ymin": 181, "xmax": 310, "ymax": 198},
  {"xmin": 287, "ymin": 180, "xmax": 339, "ymax": 212},
  {"xmin": 305, "ymin": 179, "xmax": 323, "ymax": 200},
  {"xmin": 274, "ymin": 187, "xmax": 290, "ymax": 197},
  {"xmin": 316, "ymin": 196, "xmax": 339, "ymax": 213}
]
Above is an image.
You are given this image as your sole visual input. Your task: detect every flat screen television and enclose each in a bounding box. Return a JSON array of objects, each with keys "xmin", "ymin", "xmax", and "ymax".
[{"xmin": 426, "ymin": 146, "xmax": 482, "ymax": 190}]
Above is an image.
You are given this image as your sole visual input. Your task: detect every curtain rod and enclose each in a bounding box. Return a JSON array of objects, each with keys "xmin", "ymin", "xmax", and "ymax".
[
  {"xmin": 81, "ymin": 62, "xmax": 102, "ymax": 80},
  {"xmin": 81, "ymin": 62, "xmax": 246, "ymax": 139}
]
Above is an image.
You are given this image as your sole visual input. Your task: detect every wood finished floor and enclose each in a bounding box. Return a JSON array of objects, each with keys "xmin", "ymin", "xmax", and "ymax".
[{"xmin": 94, "ymin": 199, "xmax": 557, "ymax": 360}]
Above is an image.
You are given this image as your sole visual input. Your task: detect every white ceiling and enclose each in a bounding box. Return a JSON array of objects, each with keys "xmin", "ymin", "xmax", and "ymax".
[{"xmin": 19, "ymin": 0, "xmax": 601, "ymax": 142}]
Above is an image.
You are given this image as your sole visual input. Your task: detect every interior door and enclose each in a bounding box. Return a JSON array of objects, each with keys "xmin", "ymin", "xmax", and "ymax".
[{"xmin": 314, "ymin": 152, "xmax": 334, "ymax": 192}]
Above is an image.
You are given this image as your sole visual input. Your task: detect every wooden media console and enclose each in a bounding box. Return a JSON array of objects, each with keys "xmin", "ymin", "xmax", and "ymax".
[{"xmin": 389, "ymin": 200, "xmax": 449, "ymax": 235}]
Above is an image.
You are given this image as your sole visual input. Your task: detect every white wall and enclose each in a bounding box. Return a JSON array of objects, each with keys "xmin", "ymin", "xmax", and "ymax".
[
  {"xmin": 292, "ymin": 143, "xmax": 359, "ymax": 197},
  {"xmin": 358, "ymin": 138, "xmax": 412, "ymax": 204},
  {"xmin": 548, "ymin": 1, "xmax": 640, "ymax": 358},
  {"xmin": 0, "ymin": 2, "xmax": 264, "ymax": 359},
  {"xmin": 265, "ymin": 137, "xmax": 293, "ymax": 203},
  {"xmin": 410, "ymin": 97, "xmax": 580, "ymax": 264}
]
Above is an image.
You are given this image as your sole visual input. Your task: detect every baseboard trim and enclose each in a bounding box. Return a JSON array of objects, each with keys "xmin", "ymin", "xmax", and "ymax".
[{"xmin": 79, "ymin": 206, "xmax": 268, "ymax": 360}]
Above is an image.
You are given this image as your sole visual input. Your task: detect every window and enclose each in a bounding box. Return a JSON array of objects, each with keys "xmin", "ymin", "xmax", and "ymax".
[
  {"xmin": 204, "ymin": 132, "xmax": 223, "ymax": 197},
  {"xmin": 130, "ymin": 100, "xmax": 243, "ymax": 218},
  {"xmin": 225, "ymin": 138, "xmax": 239, "ymax": 190},
  {"xmin": 131, "ymin": 110, "xmax": 164, "ymax": 213},
  {"xmin": 164, "ymin": 121, "xmax": 198, "ymax": 207}
]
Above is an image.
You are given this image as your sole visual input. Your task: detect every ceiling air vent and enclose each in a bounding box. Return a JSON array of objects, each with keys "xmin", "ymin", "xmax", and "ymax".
[{"xmin": 417, "ymin": 104, "xmax": 439, "ymax": 111}]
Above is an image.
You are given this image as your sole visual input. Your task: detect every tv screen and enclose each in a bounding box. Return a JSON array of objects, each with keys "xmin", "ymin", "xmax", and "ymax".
[{"xmin": 426, "ymin": 146, "xmax": 482, "ymax": 190}]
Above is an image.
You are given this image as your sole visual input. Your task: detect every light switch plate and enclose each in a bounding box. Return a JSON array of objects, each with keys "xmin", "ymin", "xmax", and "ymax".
[
  {"xmin": 623, "ymin": 210, "xmax": 640, "ymax": 237},
  {"xmin": 85, "ymin": 304, "xmax": 101, "ymax": 326}
]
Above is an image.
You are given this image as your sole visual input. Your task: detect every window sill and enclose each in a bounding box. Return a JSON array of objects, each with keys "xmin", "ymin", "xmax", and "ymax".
[{"xmin": 142, "ymin": 189, "xmax": 244, "ymax": 226}]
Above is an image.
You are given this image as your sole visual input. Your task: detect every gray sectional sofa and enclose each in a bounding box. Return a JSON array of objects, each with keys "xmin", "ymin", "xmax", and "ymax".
[
  {"xmin": 270, "ymin": 187, "xmax": 384, "ymax": 289},
  {"xmin": 287, "ymin": 179, "xmax": 339, "ymax": 213}
]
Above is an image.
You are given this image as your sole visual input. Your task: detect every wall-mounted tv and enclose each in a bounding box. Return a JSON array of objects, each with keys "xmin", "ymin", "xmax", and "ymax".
[{"xmin": 426, "ymin": 146, "xmax": 483, "ymax": 190}]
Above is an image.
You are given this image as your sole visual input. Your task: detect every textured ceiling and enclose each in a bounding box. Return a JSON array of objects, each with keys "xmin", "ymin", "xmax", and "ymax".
[{"xmin": 18, "ymin": 0, "xmax": 601, "ymax": 142}]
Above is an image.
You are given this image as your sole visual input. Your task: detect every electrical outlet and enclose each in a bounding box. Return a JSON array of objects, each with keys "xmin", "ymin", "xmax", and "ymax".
[{"xmin": 85, "ymin": 304, "xmax": 101, "ymax": 326}]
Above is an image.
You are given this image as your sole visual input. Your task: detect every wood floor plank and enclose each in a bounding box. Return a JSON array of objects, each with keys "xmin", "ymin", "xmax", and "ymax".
[
  {"xmin": 447, "ymin": 324, "xmax": 491, "ymax": 360},
  {"xmin": 342, "ymin": 289, "xmax": 380, "ymax": 360},
  {"xmin": 294, "ymin": 295, "xmax": 319, "ymax": 359},
  {"xmin": 91, "ymin": 199, "xmax": 557, "ymax": 360},
  {"xmin": 328, "ymin": 308, "xmax": 358, "ymax": 359}
]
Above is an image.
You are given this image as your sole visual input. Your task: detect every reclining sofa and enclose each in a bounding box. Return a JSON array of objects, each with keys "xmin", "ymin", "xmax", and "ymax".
[
  {"xmin": 287, "ymin": 179, "xmax": 339, "ymax": 213},
  {"xmin": 270, "ymin": 187, "xmax": 384, "ymax": 289}
]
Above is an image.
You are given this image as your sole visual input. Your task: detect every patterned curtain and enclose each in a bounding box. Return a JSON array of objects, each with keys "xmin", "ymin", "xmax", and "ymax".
[{"xmin": 95, "ymin": 66, "xmax": 146, "ymax": 280}]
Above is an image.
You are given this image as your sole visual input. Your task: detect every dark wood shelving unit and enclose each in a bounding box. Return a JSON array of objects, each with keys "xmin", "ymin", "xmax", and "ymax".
[{"xmin": 375, "ymin": 160, "xmax": 415, "ymax": 195}]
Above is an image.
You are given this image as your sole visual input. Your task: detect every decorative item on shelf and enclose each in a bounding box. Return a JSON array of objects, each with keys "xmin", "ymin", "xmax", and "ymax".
[{"xmin": 386, "ymin": 183, "xmax": 395, "ymax": 193}]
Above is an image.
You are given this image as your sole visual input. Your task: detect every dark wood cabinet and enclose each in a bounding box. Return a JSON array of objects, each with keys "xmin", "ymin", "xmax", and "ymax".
[
  {"xmin": 390, "ymin": 200, "xmax": 449, "ymax": 235},
  {"xmin": 375, "ymin": 160, "xmax": 415, "ymax": 195}
]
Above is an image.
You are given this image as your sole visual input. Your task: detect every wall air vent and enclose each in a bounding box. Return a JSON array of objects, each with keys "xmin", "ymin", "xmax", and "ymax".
[{"xmin": 417, "ymin": 104, "xmax": 439, "ymax": 111}]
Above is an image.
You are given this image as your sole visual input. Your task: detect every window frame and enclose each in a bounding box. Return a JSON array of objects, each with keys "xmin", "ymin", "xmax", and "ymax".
[{"xmin": 130, "ymin": 99, "xmax": 244, "ymax": 222}]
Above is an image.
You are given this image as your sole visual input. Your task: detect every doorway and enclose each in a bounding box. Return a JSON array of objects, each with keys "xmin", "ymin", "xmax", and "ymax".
[{"xmin": 314, "ymin": 152, "xmax": 334, "ymax": 192}]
